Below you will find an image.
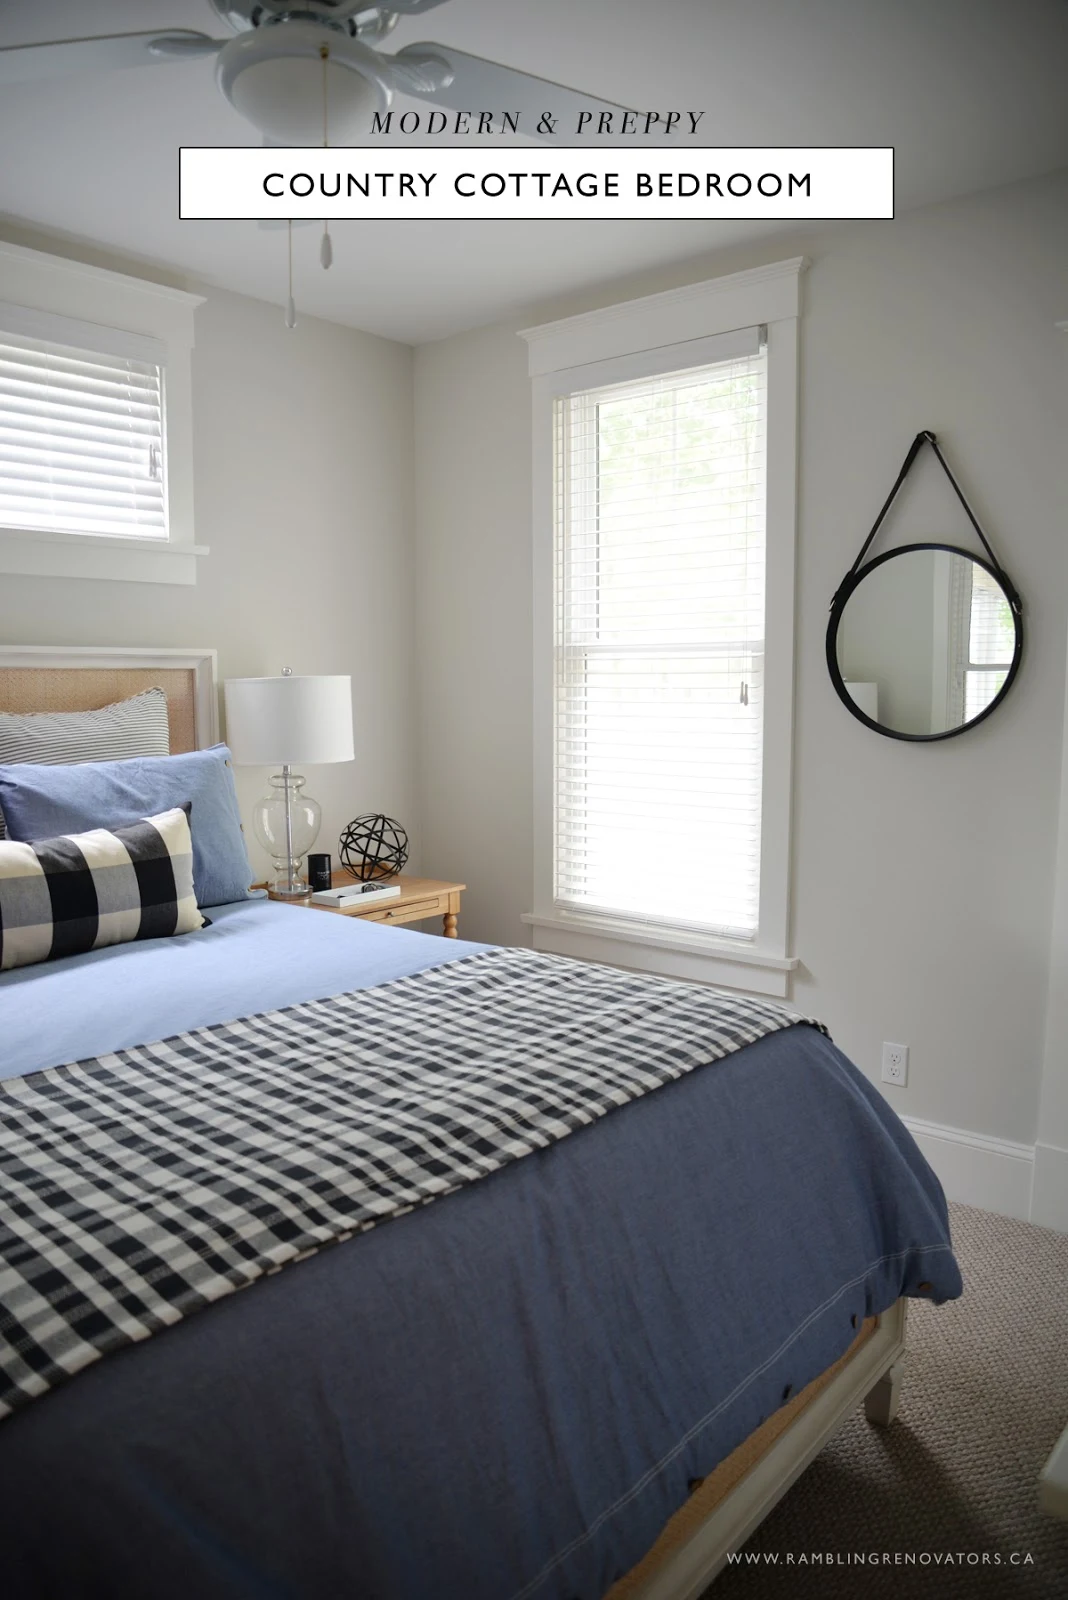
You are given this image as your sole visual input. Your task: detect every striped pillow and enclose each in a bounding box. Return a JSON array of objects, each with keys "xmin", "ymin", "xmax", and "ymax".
[
  {"xmin": 0, "ymin": 688, "xmax": 171, "ymax": 839},
  {"xmin": 0, "ymin": 804, "xmax": 206, "ymax": 973},
  {"xmin": 0, "ymin": 687, "xmax": 171, "ymax": 765}
]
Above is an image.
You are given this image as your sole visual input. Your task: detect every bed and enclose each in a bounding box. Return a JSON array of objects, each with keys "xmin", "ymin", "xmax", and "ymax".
[{"xmin": 0, "ymin": 648, "xmax": 962, "ymax": 1600}]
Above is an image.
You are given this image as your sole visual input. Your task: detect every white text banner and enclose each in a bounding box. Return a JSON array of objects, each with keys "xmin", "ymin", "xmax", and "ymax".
[{"xmin": 179, "ymin": 147, "xmax": 894, "ymax": 222}]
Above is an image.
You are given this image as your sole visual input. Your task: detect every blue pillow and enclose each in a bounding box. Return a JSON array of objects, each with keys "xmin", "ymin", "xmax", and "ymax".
[{"xmin": 0, "ymin": 745, "xmax": 253, "ymax": 909}]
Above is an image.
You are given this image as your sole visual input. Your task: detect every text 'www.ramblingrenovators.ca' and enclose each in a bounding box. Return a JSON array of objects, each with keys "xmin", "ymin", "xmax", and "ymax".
[{"xmin": 726, "ymin": 1550, "xmax": 1037, "ymax": 1569}]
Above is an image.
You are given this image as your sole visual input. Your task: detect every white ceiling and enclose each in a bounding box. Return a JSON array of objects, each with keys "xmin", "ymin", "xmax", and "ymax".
[{"xmin": 1, "ymin": 0, "xmax": 1067, "ymax": 344}]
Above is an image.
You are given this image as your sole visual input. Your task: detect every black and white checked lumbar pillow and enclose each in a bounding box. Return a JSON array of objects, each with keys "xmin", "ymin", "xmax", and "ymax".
[{"xmin": 0, "ymin": 803, "xmax": 206, "ymax": 971}]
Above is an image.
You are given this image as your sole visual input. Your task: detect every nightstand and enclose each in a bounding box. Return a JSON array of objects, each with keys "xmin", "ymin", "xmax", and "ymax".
[{"xmin": 264, "ymin": 873, "xmax": 466, "ymax": 938}]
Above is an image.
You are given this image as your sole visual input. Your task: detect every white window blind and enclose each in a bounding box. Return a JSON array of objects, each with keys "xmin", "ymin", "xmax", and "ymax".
[
  {"xmin": 553, "ymin": 346, "xmax": 767, "ymax": 941},
  {"xmin": 0, "ymin": 316, "xmax": 167, "ymax": 541}
]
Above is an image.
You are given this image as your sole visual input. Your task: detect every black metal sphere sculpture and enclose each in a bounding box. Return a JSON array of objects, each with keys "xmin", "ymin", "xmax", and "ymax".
[{"xmin": 338, "ymin": 814, "xmax": 410, "ymax": 881}]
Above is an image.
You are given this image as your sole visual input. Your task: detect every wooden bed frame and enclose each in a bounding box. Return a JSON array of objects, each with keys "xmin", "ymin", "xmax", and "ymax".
[
  {"xmin": 612, "ymin": 1301, "xmax": 907, "ymax": 1597},
  {"xmin": 0, "ymin": 644, "xmax": 911, "ymax": 1594}
]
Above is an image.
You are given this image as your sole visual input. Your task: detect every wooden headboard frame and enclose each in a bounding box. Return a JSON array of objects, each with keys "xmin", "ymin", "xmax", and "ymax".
[{"xmin": 0, "ymin": 646, "xmax": 218, "ymax": 752}]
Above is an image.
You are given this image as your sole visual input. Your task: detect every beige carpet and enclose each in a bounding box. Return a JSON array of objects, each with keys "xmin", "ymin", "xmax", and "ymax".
[{"xmin": 708, "ymin": 1204, "xmax": 1068, "ymax": 1598}]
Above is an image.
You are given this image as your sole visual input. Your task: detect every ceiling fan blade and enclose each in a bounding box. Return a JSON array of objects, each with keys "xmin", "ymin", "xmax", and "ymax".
[
  {"xmin": 0, "ymin": 30, "xmax": 223, "ymax": 84},
  {"xmin": 388, "ymin": 43, "xmax": 640, "ymax": 140},
  {"xmin": 380, "ymin": 1, "xmax": 456, "ymax": 11}
]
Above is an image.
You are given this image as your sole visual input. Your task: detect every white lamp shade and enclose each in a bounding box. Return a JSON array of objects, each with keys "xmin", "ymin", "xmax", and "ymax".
[{"xmin": 224, "ymin": 674, "xmax": 354, "ymax": 766}]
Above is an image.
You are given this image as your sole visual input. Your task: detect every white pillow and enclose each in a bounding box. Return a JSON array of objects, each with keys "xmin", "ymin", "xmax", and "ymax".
[
  {"xmin": 0, "ymin": 687, "xmax": 171, "ymax": 765},
  {"xmin": 0, "ymin": 688, "xmax": 170, "ymax": 838}
]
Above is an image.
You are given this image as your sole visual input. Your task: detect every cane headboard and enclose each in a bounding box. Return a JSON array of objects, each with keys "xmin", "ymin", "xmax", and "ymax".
[{"xmin": 0, "ymin": 647, "xmax": 218, "ymax": 752}]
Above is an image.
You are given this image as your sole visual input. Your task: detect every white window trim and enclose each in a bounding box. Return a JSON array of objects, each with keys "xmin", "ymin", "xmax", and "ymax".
[
  {"xmin": 519, "ymin": 257, "xmax": 805, "ymax": 997},
  {"xmin": 0, "ymin": 242, "xmax": 207, "ymax": 586}
]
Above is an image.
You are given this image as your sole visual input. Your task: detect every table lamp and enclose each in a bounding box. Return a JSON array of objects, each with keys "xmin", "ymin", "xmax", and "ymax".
[{"xmin": 224, "ymin": 668, "xmax": 354, "ymax": 897}]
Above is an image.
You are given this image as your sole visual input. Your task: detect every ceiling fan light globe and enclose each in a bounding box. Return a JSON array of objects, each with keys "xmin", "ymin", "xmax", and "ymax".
[
  {"xmin": 230, "ymin": 56, "xmax": 385, "ymax": 143},
  {"xmin": 216, "ymin": 24, "xmax": 389, "ymax": 145}
]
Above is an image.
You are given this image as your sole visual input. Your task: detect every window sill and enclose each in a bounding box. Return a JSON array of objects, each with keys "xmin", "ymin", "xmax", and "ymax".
[
  {"xmin": 0, "ymin": 528, "xmax": 208, "ymax": 586},
  {"xmin": 521, "ymin": 911, "xmax": 799, "ymax": 998}
]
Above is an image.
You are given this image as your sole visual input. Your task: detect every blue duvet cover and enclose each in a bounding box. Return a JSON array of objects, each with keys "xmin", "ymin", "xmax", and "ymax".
[{"xmin": 0, "ymin": 905, "xmax": 960, "ymax": 1600}]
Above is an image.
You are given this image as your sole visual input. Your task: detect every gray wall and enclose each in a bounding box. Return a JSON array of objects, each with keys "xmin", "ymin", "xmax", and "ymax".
[
  {"xmin": 413, "ymin": 170, "xmax": 1068, "ymax": 1148},
  {"xmin": 0, "ymin": 265, "xmax": 418, "ymax": 882},
  {"xmin": 2, "ymin": 173, "xmax": 1065, "ymax": 1163}
]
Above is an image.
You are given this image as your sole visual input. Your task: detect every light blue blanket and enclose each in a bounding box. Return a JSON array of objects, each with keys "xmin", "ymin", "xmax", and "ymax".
[{"xmin": 0, "ymin": 896, "xmax": 485, "ymax": 1080}]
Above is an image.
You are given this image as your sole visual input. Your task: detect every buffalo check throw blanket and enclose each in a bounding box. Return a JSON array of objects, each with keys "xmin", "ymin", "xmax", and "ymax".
[{"xmin": 0, "ymin": 948, "xmax": 825, "ymax": 1420}]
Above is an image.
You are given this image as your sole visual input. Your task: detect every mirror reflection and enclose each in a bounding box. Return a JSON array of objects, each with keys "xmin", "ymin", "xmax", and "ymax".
[{"xmin": 832, "ymin": 548, "xmax": 1019, "ymax": 738}]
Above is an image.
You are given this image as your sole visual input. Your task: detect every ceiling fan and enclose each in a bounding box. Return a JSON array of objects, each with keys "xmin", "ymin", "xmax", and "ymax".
[{"xmin": 0, "ymin": 1, "xmax": 638, "ymax": 145}]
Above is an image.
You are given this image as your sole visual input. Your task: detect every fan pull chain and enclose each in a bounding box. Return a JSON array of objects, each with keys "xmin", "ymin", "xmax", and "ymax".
[
  {"xmin": 285, "ymin": 219, "xmax": 297, "ymax": 329},
  {"xmin": 320, "ymin": 42, "xmax": 333, "ymax": 271}
]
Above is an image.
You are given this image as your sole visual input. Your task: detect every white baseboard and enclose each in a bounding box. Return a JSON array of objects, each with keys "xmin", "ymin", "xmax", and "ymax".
[
  {"xmin": 1031, "ymin": 1143, "xmax": 1068, "ymax": 1233},
  {"xmin": 895, "ymin": 1116, "xmax": 1068, "ymax": 1234},
  {"xmin": 900, "ymin": 1114, "xmax": 1036, "ymax": 1224}
]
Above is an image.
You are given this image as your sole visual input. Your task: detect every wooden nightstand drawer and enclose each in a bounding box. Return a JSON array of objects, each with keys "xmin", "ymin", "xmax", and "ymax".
[
  {"xmin": 362, "ymin": 896, "xmax": 445, "ymax": 924},
  {"xmin": 260, "ymin": 874, "xmax": 465, "ymax": 938}
]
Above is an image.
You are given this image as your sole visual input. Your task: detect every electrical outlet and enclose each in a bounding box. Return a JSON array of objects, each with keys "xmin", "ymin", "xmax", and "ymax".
[{"xmin": 881, "ymin": 1042, "xmax": 909, "ymax": 1087}]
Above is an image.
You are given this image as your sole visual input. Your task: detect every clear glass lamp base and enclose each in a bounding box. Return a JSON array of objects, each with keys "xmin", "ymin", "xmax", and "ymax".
[
  {"xmin": 268, "ymin": 876, "xmax": 311, "ymax": 899},
  {"xmin": 252, "ymin": 769, "xmax": 321, "ymax": 899}
]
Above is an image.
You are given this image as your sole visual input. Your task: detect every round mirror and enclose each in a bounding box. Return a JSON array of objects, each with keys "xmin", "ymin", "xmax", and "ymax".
[{"xmin": 827, "ymin": 544, "xmax": 1023, "ymax": 740}]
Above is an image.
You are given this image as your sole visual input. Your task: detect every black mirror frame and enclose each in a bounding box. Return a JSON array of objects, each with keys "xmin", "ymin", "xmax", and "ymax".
[{"xmin": 826, "ymin": 541, "xmax": 1025, "ymax": 743}]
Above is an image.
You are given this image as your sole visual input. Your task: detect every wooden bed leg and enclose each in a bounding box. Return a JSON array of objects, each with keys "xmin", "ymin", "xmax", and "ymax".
[{"xmin": 864, "ymin": 1356, "xmax": 906, "ymax": 1426}]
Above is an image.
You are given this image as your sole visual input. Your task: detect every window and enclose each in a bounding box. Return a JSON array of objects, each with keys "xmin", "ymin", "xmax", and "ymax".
[
  {"xmin": 965, "ymin": 565, "xmax": 1016, "ymax": 722},
  {"xmin": 553, "ymin": 349, "xmax": 766, "ymax": 940},
  {"xmin": 945, "ymin": 557, "xmax": 1018, "ymax": 727},
  {"xmin": 0, "ymin": 315, "xmax": 167, "ymax": 541},
  {"xmin": 522, "ymin": 258, "xmax": 803, "ymax": 997},
  {"xmin": 0, "ymin": 242, "xmax": 205, "ymax": 585}
]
